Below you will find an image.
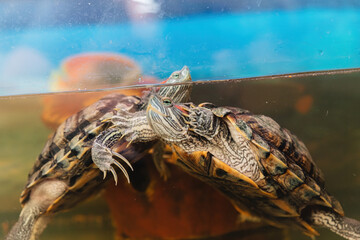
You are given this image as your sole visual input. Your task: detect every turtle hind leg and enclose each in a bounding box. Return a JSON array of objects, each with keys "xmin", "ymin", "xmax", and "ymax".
[
  {"xmin": 6, "ymin": 180, "xmax": 66, "ymax": 240},
  {"xmin": 310, "ymin": 209, "xmax": 360, "ymax": 240},
  {"xmin": 5, "ymin": 206, "xmax": 38, "ymax": 240},
  {"xmin": 7, "ymin": 215, "xmax": 52, "ymax": 240},
  {"xmin": 30, "ymin": 215, "xmax": 51, "ymax": 240}
]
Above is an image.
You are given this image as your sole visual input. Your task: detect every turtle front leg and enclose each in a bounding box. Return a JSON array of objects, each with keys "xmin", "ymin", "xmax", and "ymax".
[
  {"xmin": 110, "ymin": 110, "xmax": 160, "ymax": 143},
  {"xmin": 92, "ymin": 128, "xmax": 133, "ymax": 184},
  {"xmin": 92, "ymin": 113, "xmax": 158, "ymax": 184}
]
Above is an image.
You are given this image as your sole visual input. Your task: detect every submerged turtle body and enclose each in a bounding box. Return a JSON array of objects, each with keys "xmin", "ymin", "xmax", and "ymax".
[
  {"xmin": 142, "ymin": 95, "xmax": 360, "ymax": 240},
  {"xmin": 166, "ymin": 104, "xmax": 342, "ymax": 235},
  {"xmin": 21, "ymin": 94, "xmax": 145, "ymax": 213},
  {"xmin": 5, "ymin": 94, "xmax": 148, "ymax": 240}
]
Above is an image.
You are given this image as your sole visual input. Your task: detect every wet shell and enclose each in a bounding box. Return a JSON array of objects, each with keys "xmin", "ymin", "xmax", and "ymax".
[
  {"xmin": 170, "ymin": 105, "xmax": 343, "ymax": 237},
  {"xmin": 21, "ymin": 93, "xmax": 151, "ymax": 213}
]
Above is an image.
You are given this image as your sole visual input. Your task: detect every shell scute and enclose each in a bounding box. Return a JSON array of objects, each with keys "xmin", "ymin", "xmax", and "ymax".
[
  {"xmin": 291, "ymin": 184, "xmax": 320, "ymax": 204},
  {"xmin": 196, "ymin": 105, "xmax": 347, "ymax": 236},
  {"xmin": 288, "ymin": 163, "xmax": 306, "ymax": 181},
  {"xmin": 305, "ymin": 177, "xmax": 321, "ymax": 194},
  {"xmin": 230, "ymin": 110, "xmax": 326, "ymax": 190},
  {"xmin": 210, "ymin": 158, "xmax": 260, "ymax": 190},
  {"xmin": 255, "ymin": 177, "xmax": 279, "ymax": 197},
  {"xmin": 234, "ymin": 118, "xmax": 253, "ymax": 140},
  {"xmin": 275, "ymin": 170, "xmax": 304, "ymax": 191},
  {"xmin": 260, "ymin": 153, "xmax": 288, "ymax": 176},
  {"xmin": 250, "ymin": 134, "xmax": 271, "ymax": 159},
  {"xmin": 21, "ymin": 94, "xmax": 137, "ymax": 207}
]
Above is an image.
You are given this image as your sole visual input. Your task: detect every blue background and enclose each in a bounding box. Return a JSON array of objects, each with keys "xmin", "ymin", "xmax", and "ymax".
[{"xmin": 0, "ymin": 0, "xmax": 360, "ymax": 95}]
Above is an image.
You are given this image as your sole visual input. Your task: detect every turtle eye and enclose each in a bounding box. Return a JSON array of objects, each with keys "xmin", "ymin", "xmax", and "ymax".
[{"xmin": 162, "ymin": 97, "xmax": 172, "ymax": 106}]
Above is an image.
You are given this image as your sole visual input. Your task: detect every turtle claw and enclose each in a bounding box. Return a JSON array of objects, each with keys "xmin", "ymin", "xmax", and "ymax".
[
  {"xmin": 126, "ymin": 138, "xmax": 135, "ymax": 148},
  {"xmin": 92, "ymin": 141, "xmax": 132, "ymax": 184},
  {"xmin": 97, "ymin": 154, "xmax": 131, "ymax": 184},
  {"xmin": 110, "ymin": 151, "xmax": 132, "ymax": 183},
  {"xmin": 112, "ymin": 151, "xmax": 133, "ymax": 171},
  {"xmin": 110, "ymin": 167, "xmax": 118, "ymax": 185}
]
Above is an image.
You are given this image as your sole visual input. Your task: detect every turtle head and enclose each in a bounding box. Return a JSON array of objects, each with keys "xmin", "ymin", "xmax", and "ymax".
[
  {"xmin": 146, "ymin": 93, "xmax": 190, "ymax": 142},
  {"xmin": 146, "ymin": 66, "xmax": 192, "ymax": 142},
  {"xmin": 158, "ymin": 66, "xmax": 192, "ymax": 102}
]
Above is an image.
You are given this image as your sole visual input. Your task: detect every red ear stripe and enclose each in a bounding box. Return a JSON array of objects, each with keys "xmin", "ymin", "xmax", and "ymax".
[
  {"xmin": 161, "ymin": 78, "xmax": 170, "ymax": 84},
  {"xmin": 174, "ymin": 105, "xmax": 188, "ymax": 114}
]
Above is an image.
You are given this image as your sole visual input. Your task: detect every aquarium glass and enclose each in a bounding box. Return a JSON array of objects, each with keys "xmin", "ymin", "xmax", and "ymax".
[{"xmin": 1, "ymin": 1, "xmax": 360, "ymax": 240}]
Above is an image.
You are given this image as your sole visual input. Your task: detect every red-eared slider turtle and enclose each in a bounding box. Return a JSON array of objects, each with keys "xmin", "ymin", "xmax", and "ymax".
[
  {"xmin": 146, "ymin": 98, "xmax": 360, "ymax": 240},
  {"xmin": 41, "ymin": 59, "xmax": 259, "ymax": 239},
  {"xmin": 104, "ymin": 91, "xmax": 360, "ymax": 239},
  {"xmin": 5, "ymin": 66, "xmax": 192, "ymax": 240}
]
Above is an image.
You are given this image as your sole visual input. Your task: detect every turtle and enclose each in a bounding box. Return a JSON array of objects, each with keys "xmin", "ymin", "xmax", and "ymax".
[
  {"xmin": 5, "ymin": 66, "xmax": 192, "ymax": 240},
  {"xmin": 100, "ymin": 91, "xmax": 360, "ymax": 240},
  {"xmin": 146, "ymin": 97, "xmax": 360, "ymax": 240},
  {"xmin": 43, "ymin": 59, "xmax": 263, "ymax": 240}
]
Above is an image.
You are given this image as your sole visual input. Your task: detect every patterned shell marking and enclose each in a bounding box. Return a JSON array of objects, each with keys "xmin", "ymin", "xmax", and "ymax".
[{"xmin": 20, "ymin": 94, "xmax": 147, "ymax": 213}]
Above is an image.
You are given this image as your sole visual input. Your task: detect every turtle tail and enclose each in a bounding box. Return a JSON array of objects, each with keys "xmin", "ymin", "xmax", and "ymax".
[{"xmin": 310, "ymin": 209, "xmax": 360, "ymax": 240}]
